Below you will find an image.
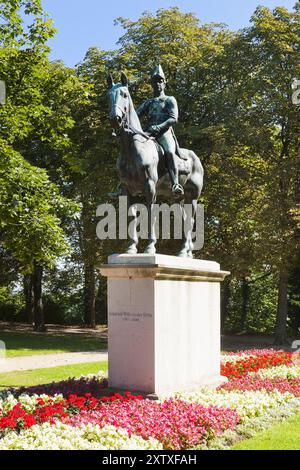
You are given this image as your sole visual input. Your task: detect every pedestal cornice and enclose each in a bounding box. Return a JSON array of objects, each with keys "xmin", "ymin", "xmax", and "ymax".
[
  {"xmin": 99, "ymin": 253, "xmax": 230, "ymax": 282},
  {"xmin": 99, "ymin": 264, "xmax": 230, "ymax": 282}
]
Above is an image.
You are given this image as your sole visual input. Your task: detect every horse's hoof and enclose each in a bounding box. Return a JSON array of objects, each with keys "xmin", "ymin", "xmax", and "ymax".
[
  {"xmin": 127, "ymin": 247, "xmax": 138, "ymax": 255},
  {"xmin": 178, "ymin": 250, "xmax": 188, "ymax": 258},
  {"xmin": 144, "ymin": 246, "xmax": 156, "ymax": 255},
  {"xmin": 187, "ymin": 251, "xmax": 193, "ymax": 258}
]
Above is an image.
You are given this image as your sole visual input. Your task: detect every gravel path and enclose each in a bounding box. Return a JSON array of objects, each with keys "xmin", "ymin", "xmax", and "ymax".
[{"xmin": 0, "ymin": 351, "xmax": 108, "ymax": 374}]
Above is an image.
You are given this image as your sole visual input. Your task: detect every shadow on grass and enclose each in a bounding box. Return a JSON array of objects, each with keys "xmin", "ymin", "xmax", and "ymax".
[{"xmin": 0, "ymin": 331, "xmax": 107, "ymax": 356}]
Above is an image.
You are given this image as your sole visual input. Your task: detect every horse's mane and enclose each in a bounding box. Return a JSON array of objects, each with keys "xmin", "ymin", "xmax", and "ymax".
[
  {"xmin": 112, "ymin": 82, "xmax": 143, "ymax": 133},
  {"xmin": 127, "ymin": 89, "xmax": 143, "ymax": 133}
]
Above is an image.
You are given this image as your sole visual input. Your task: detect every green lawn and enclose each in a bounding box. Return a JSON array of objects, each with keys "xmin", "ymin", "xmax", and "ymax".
[
  {"xmin": 233, "ymin": 413, "xmax": 300, "ymax": 450},
  {"xmin": 0, "ymin": 361, "xmax": 108, "ymax": 389},
  {"xmin": 0, "ymin": 331, "xmax": 107, "ymax": 357}
]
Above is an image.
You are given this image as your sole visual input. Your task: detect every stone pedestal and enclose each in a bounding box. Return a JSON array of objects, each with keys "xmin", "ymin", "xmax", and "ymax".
[{"xmin": 99, "ymin": 254, "xmax": 229, "ymax": 395}]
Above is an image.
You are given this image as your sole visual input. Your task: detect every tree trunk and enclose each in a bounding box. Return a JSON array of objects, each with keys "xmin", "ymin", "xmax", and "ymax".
[
  {"xmin": 23, "ymin": 274, "xmax": 34, "ymax": 325},
  {"xmin": 32, "ymin": 265, "xmax": 46, "ymax": 332},
  {"xmin": 83, "ymin": 262, "xmax": 96, "ymax": 328},
  {"xmin": 221, "ymin": 278, "xmax": 231, "ymax": 333},
  {"xmin": 274, "ymin": 271, "xmax": 289, "ymax": 345},
  {"xmin": 240, "ymin": 277, "xmax": 250, "ymax": 331},
  {"xmin": 80, "ymin": 192, "xmax": 97, "ymax": 329},
  {"xmin": 96, "ymin": 274, "xmax": 107, "ymax": 325}
]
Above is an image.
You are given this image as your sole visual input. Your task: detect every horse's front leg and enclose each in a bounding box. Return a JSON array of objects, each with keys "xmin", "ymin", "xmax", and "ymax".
[
  {"xmin": 144, "ymin": 179, "xmax": 157, "ymax": 255},
  {"xmin": 127, "ymin": 196, "xmax": 138, "ymax": 255}
]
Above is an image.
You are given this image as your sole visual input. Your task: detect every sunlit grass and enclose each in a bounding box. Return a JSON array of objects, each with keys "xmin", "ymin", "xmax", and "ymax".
[
  {"xmin": 233, "ymin": 413, "xmax": 300, "ymax": 450},
  {"xmin": 0, "ymin": 331, "xmax": 107, "ymax": 357},
  {"xmin": 0, "ymin": 361, "xmax": 108, "ymax": 389}
]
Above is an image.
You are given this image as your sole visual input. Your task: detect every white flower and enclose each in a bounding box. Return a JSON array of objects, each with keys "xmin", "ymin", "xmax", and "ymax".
[
  {"xmin": 176, "ymin": 389, "xmax": 300, "ymax": 422},
  {"xmin": 0, "ymin": 422, "xmax": 162, "ymax": 450},
  {"xmin": 249, "ymin": 364, "xmax": 300, "ymax": 379}
]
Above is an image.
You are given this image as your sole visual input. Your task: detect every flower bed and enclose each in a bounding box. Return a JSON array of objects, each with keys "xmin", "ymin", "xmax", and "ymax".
[
  {"xmin": 0, "ymin": 392, "xmax": 142, "ymax": 434},
  {"xmin": 68, "ymin": 398, "xmax": 239, "ymax": 450},
  {"xmin": 0, "ymin": 349, "xmax": 299, "ymax": 450},
  {"xmin": 0, "ymin": 422, "xmax": 163, "ymax": 450},
  {"xmin": 176, "ymin": 389, "xmax": 300, "ymax": 422},
  {"xmin": 220, "ymin": 375, "xmax": 300, "ymax": 396},
  {"xmin": 10, "ymin": 373, "xmax": 109, "ymax": 399},
  {"xmin": 221, "ymin": 352, "xmax": 293, "ymax": 379}
]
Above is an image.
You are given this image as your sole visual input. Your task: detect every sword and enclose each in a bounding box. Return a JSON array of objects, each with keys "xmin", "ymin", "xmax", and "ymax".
[{"xmin": 171, "ymin": 127, "xmax": 188, "ymax": 160}]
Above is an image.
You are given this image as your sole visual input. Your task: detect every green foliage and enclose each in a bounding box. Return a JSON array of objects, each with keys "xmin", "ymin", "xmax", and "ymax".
[
  {"xmin": 0, "ymin": 286, "xmax": 24, "ymax": 322},
  {"xmin": 0, "ymin": 1, "xmax": 86, "ymax": 277},
  {"xmin": 42, "ymin": 262, "xmax": 85, "ymax": 324},
  {"xmin": 0, "ymin": 3, "xmax": 299, "ymax": 334},
  {"xmin": 224, "ymin": 274, "xmax": 278, "ymax": 334},
  {"xmin": 0, "ymin": 0, "xmax": 55, "ymax": 50},
  {"xmin": 0, "ymin": 140, "xmax": 73, "ymax": 272}
]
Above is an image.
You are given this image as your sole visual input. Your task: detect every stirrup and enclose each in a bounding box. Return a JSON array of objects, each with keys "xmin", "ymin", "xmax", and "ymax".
[
  {"xmin": 172, "ymin": 183, "xmax": 184, "ymax": 195},
  {"xmin": 108, "ymin": 184, "xmax": 125, "ymax": 198},
  {"xmin": 108, "ymin": 188, "xmax": 123, "ymax": 198}
]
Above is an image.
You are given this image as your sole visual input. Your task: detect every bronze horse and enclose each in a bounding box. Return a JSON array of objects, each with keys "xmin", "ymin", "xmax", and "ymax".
[{"xmin": 107, "ymin": 73, "xmax": 204, "ymax": 257}]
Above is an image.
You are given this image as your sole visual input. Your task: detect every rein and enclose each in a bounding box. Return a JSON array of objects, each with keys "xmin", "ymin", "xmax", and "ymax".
[
  {"xmin": 112, "ymin": 110, "xmax": 154, "ymax": 141},
  {"xmin": 112, "ymin": 98, "xmax": 155, "ymax": 140},
  {"xmin": 127, "ymin": 124, "xmax": 154, "ymax": 140}
]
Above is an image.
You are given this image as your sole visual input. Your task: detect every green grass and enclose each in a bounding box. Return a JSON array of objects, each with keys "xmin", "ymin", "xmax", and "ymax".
[
  {"xmin": 0, "ymin": 361, "xmax": 108, "ymax": 389},
  {"xmin": 233, "ymin": 413, "xmax": 300, "ymax": 450},
  {"xmin": 0, "ymin": 331, "xmax": 107, "ymax": 357}
]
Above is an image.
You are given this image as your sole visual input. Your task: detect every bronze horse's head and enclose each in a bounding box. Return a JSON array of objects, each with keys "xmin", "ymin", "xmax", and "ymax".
[{"xmin": 107, "ymin": 72, "xmax": 130, "ymax": 129}]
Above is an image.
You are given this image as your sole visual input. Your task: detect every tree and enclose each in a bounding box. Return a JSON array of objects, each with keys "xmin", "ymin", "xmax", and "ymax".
[
  {"xmin": 112, "ymin": 6, "xmax": 300, "ymax": 343},
  {"xmin": 70, "ymin": 47, "xmax": 118, "ymax": 327},
  {"xmin": 0, "ymin": 1, "xmax": 83, "ymax": 329},
  {"xmin": 219, "ymin": 5, "xmax": 300, "ymax": 343},
  {"xmin": 0, "ymin": 141, "xmax": 75, "ymax": 329},
  {"xmin": 111, "ymin": 7, "xmax": 272, "ymax": 324},
  {"xmin": 0, "ymin": 0, "xmax": 55, "ymax": 50},
  {"xmin": 1, "ymin": 3, "xmax": 298, "ymax": 338}
]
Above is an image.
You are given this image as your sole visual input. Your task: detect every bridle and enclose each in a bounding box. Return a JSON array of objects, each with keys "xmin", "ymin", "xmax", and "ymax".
[{"xmin": 111, "ymin": 92, "xmax": 153, "ymax": 140}]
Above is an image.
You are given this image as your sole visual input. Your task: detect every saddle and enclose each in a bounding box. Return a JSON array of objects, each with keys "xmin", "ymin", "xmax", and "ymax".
[
  {"xmin": 152, "ymin": 136, "xmax": 188, "ymax": 163},
  {"xmin": 151, "ymin": 140, "xmax": 191, "ymax": 178},
  {"xmin": 129, "ymin": 124, "xmax": 188, "ymax": 162}
]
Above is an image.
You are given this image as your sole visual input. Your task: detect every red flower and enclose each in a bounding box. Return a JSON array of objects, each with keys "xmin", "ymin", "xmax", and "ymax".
[{"xmin": 221, "ymin": 352, "xmax": 293, "ymax": 379}]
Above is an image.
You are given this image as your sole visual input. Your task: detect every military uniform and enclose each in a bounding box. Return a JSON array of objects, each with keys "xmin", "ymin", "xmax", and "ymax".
[{"xmin": 137, "ymin": 95, "xmax": 178, "ymax": 155}]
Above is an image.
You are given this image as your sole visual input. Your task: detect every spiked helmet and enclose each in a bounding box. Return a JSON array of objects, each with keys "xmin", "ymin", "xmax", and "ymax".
[{"xmin": 151, "ymin": 64, "xmax": 166, "ymax": 82}]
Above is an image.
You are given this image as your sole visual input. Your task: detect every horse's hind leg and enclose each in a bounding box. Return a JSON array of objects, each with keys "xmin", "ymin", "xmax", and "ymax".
[
  {"xmin": 178, "ymin": 156, "xmax": 203, "ymax": 258},
  {"xmin": 178, "ymin": 198, "xmax": 197, "ymax": 258},
  {"xmin": 144, "ymin": 179, "xmax": 157, "ymax": 255}
]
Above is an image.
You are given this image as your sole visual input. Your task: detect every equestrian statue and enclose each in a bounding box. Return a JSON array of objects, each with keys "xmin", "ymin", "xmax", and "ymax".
[{"xmin": 107, "ymin": 65, "xmax": 204, "ymax": 257}]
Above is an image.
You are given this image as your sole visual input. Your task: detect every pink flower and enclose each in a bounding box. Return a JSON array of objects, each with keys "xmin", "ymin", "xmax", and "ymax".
[
  {"xmin": 220, "ymin": 375, "xmax": 300, "ymax": 396},
  {"xmin": 68, "ymin": 399, "xmax": 240, "ymax": 450}
]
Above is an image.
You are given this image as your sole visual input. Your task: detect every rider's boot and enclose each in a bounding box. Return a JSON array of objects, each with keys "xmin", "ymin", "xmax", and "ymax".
[
  {"xmin": 170, "ymin": 172, "xmax": 184, "ymax": 196},
  {"xmin": 172, "ymin": 182, "xmax": 184, "ymax": 196},
  {"xmin": 167, "ymin": 153, "xmax": 184, "ymax": 196}
]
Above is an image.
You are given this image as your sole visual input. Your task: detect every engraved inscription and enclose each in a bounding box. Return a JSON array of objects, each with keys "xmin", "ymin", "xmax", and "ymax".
[{"xmin": 109, "ymin": 312, "xmax": 152, "ymax": 322}]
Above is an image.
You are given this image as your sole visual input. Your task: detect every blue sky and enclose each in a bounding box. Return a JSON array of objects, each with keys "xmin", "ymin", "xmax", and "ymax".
[{"xmin": 42, "ymin": 0, "xmax": 297, "ymax": 66}]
